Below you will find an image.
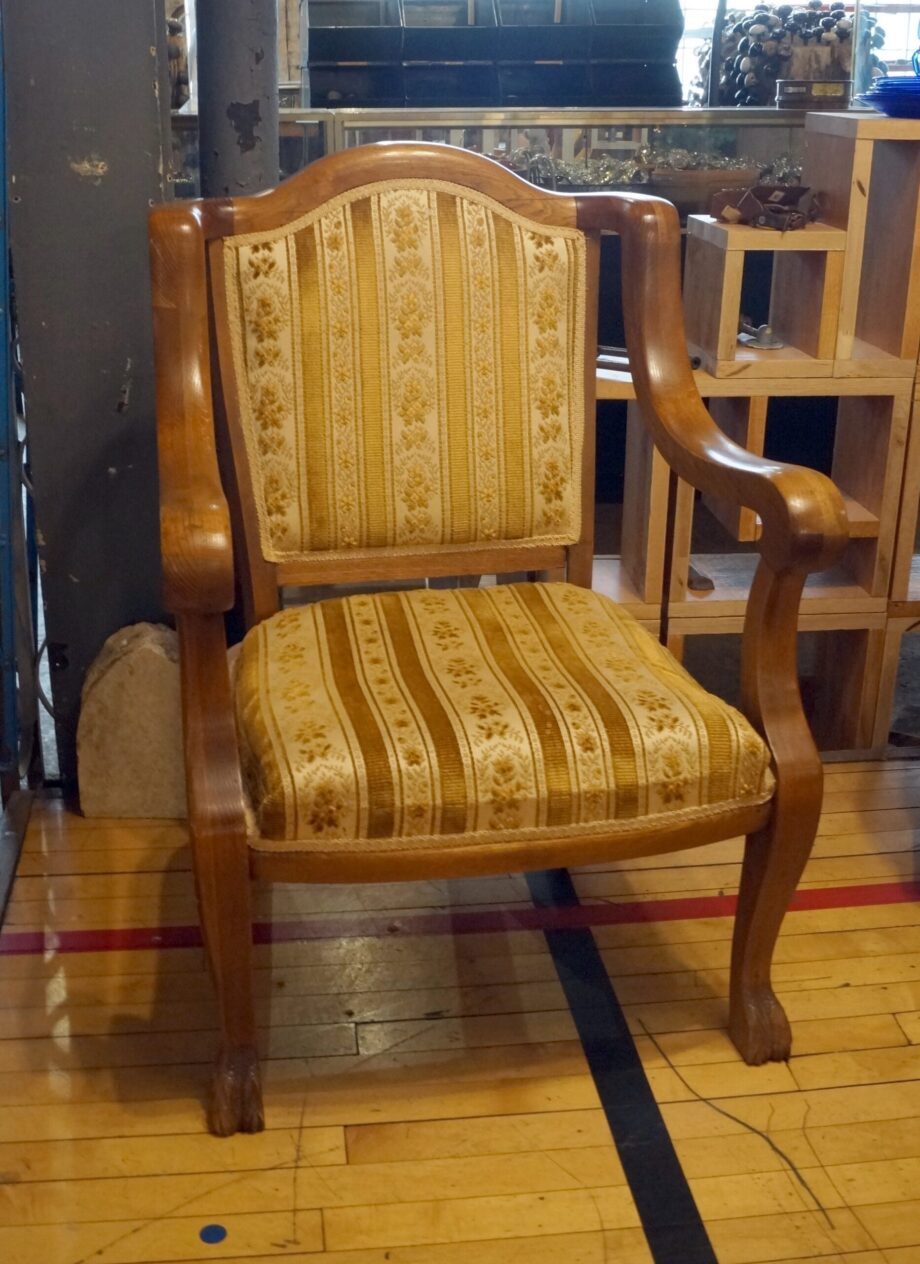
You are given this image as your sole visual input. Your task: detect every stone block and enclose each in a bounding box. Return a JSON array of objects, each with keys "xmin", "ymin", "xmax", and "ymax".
[{"xmin": 77, "ymin": 622, "xmax": 186, "ymax": 818}]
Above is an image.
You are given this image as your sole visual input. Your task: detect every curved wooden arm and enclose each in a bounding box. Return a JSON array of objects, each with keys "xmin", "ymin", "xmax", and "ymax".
[
  {"xmin": 150, "ymin": 201, "xmax": 235, "ymax": 614},
  {"xmin": 578, "ymin": 192, "xmax": 849, "ymax": 578}
]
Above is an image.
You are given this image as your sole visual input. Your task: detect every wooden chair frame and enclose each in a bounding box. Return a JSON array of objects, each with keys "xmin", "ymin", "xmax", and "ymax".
[{"xmin": 149, "ymin": 143, "xmax": 849, "ymax": 1136}]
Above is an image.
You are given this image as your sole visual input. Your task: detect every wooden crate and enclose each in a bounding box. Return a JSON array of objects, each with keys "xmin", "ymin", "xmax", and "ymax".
[
  {"xmin": 803, "ymin": 112, "xmax": 920, "ymax": 379},
  {"xmin": 682, "ymin": 216, "xmax": 845, "ymax": 379}
]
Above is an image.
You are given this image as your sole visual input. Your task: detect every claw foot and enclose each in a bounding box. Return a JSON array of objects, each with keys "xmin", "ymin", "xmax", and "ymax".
[
  {"xmin": 209, "ymin": 1045, "xmax": 265, "ymax": 1136},
  {"xmin": 729, "ymin": 987, "xmax": 792, "ymax": 1065}
]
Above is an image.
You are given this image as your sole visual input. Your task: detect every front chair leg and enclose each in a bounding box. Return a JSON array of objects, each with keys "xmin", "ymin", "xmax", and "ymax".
[
  {"xmin": 179, "ymin": 613, "xmax": 265, "ymax": 1135},
  {"xmin": 729, "ymin": 557, "xmax": 831, "ymax": 1065},
  {"xmin": 212, "ymin": 1043, "xmax": 263, "ymax": 1137},
  {"xmin": 194, "ymin": 825, "xmax": 265, "ymax": 1136},
  {"xmin": 728, "ymin": 800, "xmax": 817, "ymax": 1064}
]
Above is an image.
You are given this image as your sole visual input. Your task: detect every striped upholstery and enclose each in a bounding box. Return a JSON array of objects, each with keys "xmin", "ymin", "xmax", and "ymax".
[
  {"xmin": 221, "ymin": 180, "xmax": 586, "ymax": 563},
  {"xmin": 235, "ymin": 583, "xmax": 774, "ymax": 847}
]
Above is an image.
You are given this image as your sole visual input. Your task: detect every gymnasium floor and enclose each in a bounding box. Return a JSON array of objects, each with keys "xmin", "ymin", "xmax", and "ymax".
[{"xmin": 1, "ymin": 761, "xmax": 919, "ymax": 1263}]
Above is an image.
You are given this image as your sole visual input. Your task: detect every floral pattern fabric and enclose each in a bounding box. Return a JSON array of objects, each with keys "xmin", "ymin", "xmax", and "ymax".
[
  {"xmin": 221, "ymin": 180, "xmax": 586, "ymax": 562},
  {"xmin": 235, "ymin": 583, "xmax": 774, "ymax": 847}
]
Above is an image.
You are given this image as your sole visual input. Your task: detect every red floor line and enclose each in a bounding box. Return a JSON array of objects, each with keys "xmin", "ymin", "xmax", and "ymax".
[{"xmin": 1, "ymin": 878, "xmax": 918, "ymax": 957}]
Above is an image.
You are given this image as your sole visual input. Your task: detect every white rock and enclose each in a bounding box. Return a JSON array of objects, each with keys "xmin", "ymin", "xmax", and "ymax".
[{"xmin": 77, "ymin": 623, "xmax": 187, "ymax": 819}]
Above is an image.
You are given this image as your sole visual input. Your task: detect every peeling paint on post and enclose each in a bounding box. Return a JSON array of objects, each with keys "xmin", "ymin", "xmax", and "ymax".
[
  {"xmin": 226, "ymin": 100, "xmax": 262, "ymax": 154},
  {"xmin": 198, "ymin": 0, "xmax": 279, "ymax": 197}
]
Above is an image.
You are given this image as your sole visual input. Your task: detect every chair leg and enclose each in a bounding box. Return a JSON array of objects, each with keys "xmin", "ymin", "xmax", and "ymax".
[
  {"xmin": 728, "ymin": 803, "xmax": 816, "ymax": 1065},
  {"xmin": 193, "ymin": 826, "xmax": 264, "ymax": 1137},
  {"xmin": 178, "ymin": 612, "xmax": 265, "ymax": 1136}
]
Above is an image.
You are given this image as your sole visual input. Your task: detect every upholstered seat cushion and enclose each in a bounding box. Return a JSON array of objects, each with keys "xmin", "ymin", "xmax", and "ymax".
[{"xmin": 235, "ymin": 583, "xmax": 774, "ymax": 848}]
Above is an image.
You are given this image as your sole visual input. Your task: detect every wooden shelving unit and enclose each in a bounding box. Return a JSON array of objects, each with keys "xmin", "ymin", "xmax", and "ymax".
[{"xmin": 608, "ymin": 112, "xmax": 920, "ymax": 752}]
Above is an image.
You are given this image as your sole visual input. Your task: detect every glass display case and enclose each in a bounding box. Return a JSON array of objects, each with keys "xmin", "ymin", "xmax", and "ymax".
[
  {"xmin": 330, "ymin": 107, "xmax": 806, "ymax": 213},
  {"xmin": 689, "ymin": 2, "xmax": 860, "ymax": 108},
  {"xmin": 852, "ymin": 0, "xmax": 920, "ymax": 93},
  {"xmin": 171, "ymin": 107, "xmax": 807, "ymax": 211}
]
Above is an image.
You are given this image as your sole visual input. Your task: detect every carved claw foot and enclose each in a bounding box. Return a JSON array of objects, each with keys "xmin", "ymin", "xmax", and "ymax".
[
  {"xmin": 729, "ymin": 987, "xmax": 792, "ymax": 1065},
  {"xmin": 209, "ymin": 1045, "xmax": 265, "ymax": 1136}
]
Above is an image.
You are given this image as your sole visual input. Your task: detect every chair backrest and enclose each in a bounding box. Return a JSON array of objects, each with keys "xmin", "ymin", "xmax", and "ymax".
[{"xmin": 204, "ymin": 145, "xmax": 600, "ymax": 623}]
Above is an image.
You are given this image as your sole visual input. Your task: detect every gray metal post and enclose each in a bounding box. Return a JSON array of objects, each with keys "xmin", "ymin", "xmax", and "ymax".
[
  {"xmin": 0, "ymin": 5, "xmax": 15, "ymax": 796},
  {"xmin": 197, "ymin": 0, "xmax": 280, "ymax": 197},
  {"xmin": 5, "ymin": 2, "xmax": 172, "ymax": 788},
  {"xmin": 300, "ymin": 0, "xmax": 311, "ymax": 107}
]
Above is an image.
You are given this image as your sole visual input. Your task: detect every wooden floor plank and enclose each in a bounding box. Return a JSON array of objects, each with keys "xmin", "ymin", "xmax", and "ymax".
[
  {"xmin": 0, "ymin": 1210, "xmax": 323, "ymax": 1264},
  {"xmin": 0, "ymin": 1042, "xmax": 591, "ymax": 1111},
  {"xmin": 137, "ymin": 1230, "xmax": 654, "ymax": 1264},
  {"xmin": 0, "ymin": 1072, "xmax": 603, "ymax": 1143},
  {"xmin": 0, "ymin": 1146, "xmax": 643, "ymax": 1228},
  {"xmin": 655, "ymin": 1014, "xmax": 908, "ymax": 1065},
  {"xmin": 825, "ymin": 1156, "xmax": 920, "ymax": 1209},
  {"xmin": 321, "ymin": 1186, "xmax": 641, "ymax": 1251},
  {"xmin": 804, "ymin": 1116, "xmax": 920, "ymax": 1166},
  {"xmin": 705, "ymin": 1080, "xmax": 920, "ymax": 1133},
  {"xmin": 851, "ymin": 1199, "xmax": 920, "ymax": 1249},
  {"xmin": 0, "ymin": 978, "xmax": 570, "ymax": 1039},
  {"xmin": 895, "ymin": 1009, "xmax": 920, "ymax": 1043},
  {"xmin": 788, "ymin": 1045, "xmax": 920, "ymax": 1092},
  {"xmin": 626, "ymin": 981, "xmax": 920, "ymax": 1034},
  {"xmin": 824, "ymin": 765, "xmax": 920, "ymax": 791},
  {"xmin": 705, "ymin": 1210, "xmax": 879, "ymax": 1264},
  {"xmin": 0, "ymin": 1126, "xmax": 347, "ymax": 1183}
]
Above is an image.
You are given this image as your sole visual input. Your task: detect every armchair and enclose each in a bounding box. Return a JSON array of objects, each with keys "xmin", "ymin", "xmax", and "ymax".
[{"xmin": 149, "ymin": 142, "xmax": 848, "ymax": 1136}]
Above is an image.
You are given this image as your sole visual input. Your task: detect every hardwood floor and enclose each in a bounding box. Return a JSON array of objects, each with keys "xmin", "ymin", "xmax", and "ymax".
[{"xmin": 0, "ymin": 761, "xmax": 919, "ymax": 1263}]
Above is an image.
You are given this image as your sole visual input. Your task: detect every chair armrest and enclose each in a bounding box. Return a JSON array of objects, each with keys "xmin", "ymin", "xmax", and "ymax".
[
  {"xmin": 150, "ymin": 203, "xmax": 235, "ymax": 614},
  {"xmin": 577, "ymin": 192, "xmax": 846, "ymax": 805},
  {"xmin": 581, "ymin": 192, "xmax": 849, "ymax": 578}
]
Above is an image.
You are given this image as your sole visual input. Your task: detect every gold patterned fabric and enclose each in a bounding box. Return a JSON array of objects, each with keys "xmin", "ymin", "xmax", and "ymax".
[
  {"xmin": 221, "ymin": 180, "xmax": 586, "ymax": 562},
  {"xmin": 235, "ymin": 583, "xmax": 774, "ymax": 847}
]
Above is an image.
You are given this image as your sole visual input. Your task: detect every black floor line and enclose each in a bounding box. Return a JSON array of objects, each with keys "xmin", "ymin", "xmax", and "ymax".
[{"xmin": 527, "ymin": 867, "xmax": 718, "ymax": 1264}]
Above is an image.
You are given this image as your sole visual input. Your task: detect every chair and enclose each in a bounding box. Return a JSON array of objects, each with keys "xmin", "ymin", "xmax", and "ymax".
[{"xmin": 149, "ymin": 142, "xmax": 848, "ymax": 1136}]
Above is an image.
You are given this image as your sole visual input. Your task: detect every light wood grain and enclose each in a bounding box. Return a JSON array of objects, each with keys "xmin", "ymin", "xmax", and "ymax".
[
  {"xmin": 832, "ymin": 390, "xmax": 911, "ymax": 596},
  {"xmin": 803, "ymin": 129, "xmax": 872, "ymax": 360},
  {"xmin": 682, "ymin": 232, "xmax": 744, "ymax": 367},
  {"xmin": 620, "ymin": 401, "xmax": 669, "ymax": 602},
  {"xmin": 686, "ymin": 216, "xmax": 847, "ymax": 253},
  {"xmin": 854, "ymin": 141, "xmax": 920, "ymax": 362},
  {"xmin": 4, "ymin": 761, "xmax": 920, "ymax": 1255},
  {"xmin": 855, "ymin": 1201, "xmax": 920, "ymax": 1250},
  {"xmin": 889, "ymin": 392, "xmax": 920, "ymax": 606},
  {"xmin": 0, "ymin": 1210, "xmax": 323, "ymax": 1264},
  {"xmin": 670, "ymin": 553, "xmax": 885, "ymax": 619},
  {"xmin": 702, "ymin": 397, "xmax": 767, "ymax": 541},
  {"xmin": 595, "ymin": 367, "xmax": 913, "ymax": 402},
  {"xmin": 807, "ymin": 113, "xmax": 920, "ymax": 142},
  {"xmin": 700, "ymin": 348, "xmax": 835, "ymax": 381},
  {"xmin": 771, "ymin": 249, "xmax": 843, "ymax": 362}
]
